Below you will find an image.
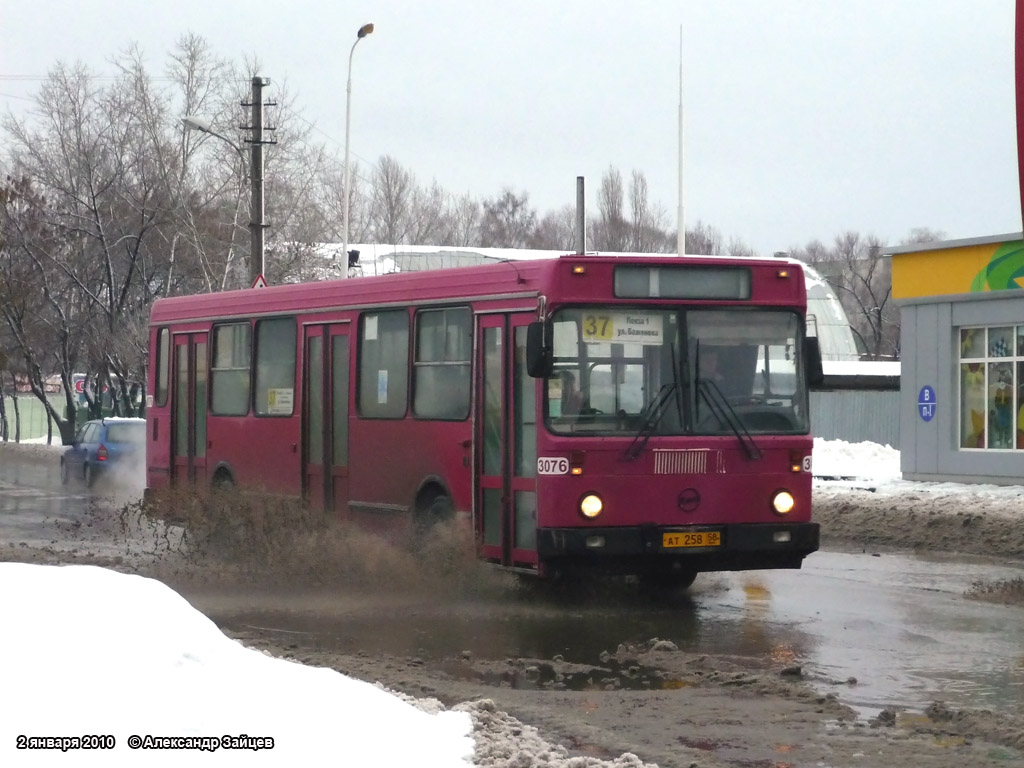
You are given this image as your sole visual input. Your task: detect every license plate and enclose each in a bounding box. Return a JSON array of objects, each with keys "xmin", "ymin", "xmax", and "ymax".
[{"xmin": 662, "ymin": 531, "xmax": 722, "ymax": 548}]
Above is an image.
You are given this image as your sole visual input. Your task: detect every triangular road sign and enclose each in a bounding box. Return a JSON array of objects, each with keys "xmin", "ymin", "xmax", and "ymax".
[{"xmin": 251, "ymin": 274, "xmax": 268, "ymax": 289}]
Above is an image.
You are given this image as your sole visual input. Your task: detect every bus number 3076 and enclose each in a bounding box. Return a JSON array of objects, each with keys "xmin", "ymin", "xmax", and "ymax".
[{"xmin": 537, "ymin": 457, "xmax": 569, "ymax": 475}]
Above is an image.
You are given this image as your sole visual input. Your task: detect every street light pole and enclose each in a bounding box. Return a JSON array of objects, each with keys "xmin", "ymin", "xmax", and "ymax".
[{"xmin": 342, "ymin": 22, "xmax": 374, "ymax": 279}]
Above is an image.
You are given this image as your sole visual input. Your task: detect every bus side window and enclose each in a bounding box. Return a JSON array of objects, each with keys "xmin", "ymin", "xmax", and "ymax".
[
  {"xmin": 413, "ymin": 307, "xmax": 471, "ymax": 420},
  {"xmin": 358, "ymin": 310, "xmax": 410, "ymax": 419},
  {"xmin": 210, "ymin": 322, "xmax": 251, "ymax": 415},
  {"xmin": 254, "ymin": 317, "xmax": 296, "ymax": 416},
  {"xmin": 155, "ymin": 328, "xmax": 170, "ymax": 407}
]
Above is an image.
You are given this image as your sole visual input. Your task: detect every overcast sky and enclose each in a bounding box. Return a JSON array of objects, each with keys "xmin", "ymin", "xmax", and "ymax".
[{"xmin": 3, "ymin": 0, "xmax": 1021, "ymax": 255}]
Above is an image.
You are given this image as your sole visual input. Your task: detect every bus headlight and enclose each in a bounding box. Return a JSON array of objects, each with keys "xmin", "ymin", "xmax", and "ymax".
[
  {"xmin": 579, "ymin": 493, "xmax": 603, "ymax": 519},
  {"xmin": 772, "ymin": 490, "xmax": 795, "ymax": 515}
]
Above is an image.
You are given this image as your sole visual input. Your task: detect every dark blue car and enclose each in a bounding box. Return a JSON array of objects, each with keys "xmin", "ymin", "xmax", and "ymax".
[{"xmin": 61, "ymin": 417, "xmax": 146, "ymax": 488}]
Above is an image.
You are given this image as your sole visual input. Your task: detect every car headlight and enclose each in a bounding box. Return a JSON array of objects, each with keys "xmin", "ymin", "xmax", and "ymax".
[
  {"xmin": 772, "ymin": 490, "xmax": 795, "ymax": 515},
  {"xmin": 579, "ymin": 493, "xmax": 603, "ymax": 519}
]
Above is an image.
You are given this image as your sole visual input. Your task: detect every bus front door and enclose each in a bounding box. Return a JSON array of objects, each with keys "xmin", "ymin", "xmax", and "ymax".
[
  {"xmin": 302, "ymin": 323, "xmax": 351, "ymax": 513},
  {"xmin": 477, "ymin": 314, "xmax": 538, "ymax": 570},
  {"xmin": 172, "ymin": 332, "xmax": 208, "ymax": 485}
]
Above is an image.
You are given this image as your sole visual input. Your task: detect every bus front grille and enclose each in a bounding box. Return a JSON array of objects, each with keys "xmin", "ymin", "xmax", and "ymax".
[{"xmin": 653, "ymin": 449, "xmax": 723, "ymax": 474}]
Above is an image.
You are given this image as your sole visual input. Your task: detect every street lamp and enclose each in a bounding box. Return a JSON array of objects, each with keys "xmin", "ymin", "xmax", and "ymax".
[
  {"xmin": 182, "ymin": 115, "xmax": 264, "ymax": 287},
  {"xmin": 342, "ymin": 22, "xmax": 374, "ymax": 279}
]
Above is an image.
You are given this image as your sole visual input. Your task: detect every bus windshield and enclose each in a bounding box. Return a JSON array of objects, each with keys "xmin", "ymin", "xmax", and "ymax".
[{"xmin": 545, "ymin": 307, "xmax": 809, "ymax": 436}]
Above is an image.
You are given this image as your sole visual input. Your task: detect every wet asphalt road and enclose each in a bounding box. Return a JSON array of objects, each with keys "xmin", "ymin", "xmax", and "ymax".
[{"xmin": 2, "ymin": 447, "xmax": 1023, "ymax": 719}]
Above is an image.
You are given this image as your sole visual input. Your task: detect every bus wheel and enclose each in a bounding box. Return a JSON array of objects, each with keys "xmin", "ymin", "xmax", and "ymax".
[
  {"xmin": 211, "ymin": 469, "xmax": 235, "ymax": 492},
  {"xmin": 415, "ymin": 491, "xmax": 454, "ymax": 533},
  {"xmin": 638, "ymin": 567, "xmax": 697, "ymax": 593},
  {"xmin": 411, "ymin": 490, "xmax": 455, "ymax": 553}
]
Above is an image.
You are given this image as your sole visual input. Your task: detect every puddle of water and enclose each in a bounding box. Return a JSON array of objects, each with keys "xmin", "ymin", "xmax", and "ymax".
[
  {"xmin": 721, "ymin": 555, "xmax": 1024, "ymax": 717},
  {"xmin": 204, "ymin": 548, "xmax": 1024, "ymax": 723}
]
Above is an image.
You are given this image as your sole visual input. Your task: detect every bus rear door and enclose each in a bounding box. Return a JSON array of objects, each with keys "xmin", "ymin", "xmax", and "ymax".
[
  {"xmin": 477, "ymin": 314, "xmax": 538, "ymax": 570},
  {"xmin": 172, "ymin": 332, "xmax": 208, "ymax": 485},
  {"xmin": 302, "ymin": 323, "xmax": 351, "ymax": 512}
]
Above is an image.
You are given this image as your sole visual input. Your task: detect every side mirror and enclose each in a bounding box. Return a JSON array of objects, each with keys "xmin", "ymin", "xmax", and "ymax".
[
  {"xmin": 804, "ymin": 336, "xmax": 824, "ymax": 388},
  {"xmin": 526, "ymin": 321, "xmax": 552, "ymax": 378}
]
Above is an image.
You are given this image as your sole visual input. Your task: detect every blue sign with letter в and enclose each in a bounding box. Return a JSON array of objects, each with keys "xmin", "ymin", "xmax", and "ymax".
[{"xmin": 918, "ymin": 385, "xmax": 936, "ymax": 422}]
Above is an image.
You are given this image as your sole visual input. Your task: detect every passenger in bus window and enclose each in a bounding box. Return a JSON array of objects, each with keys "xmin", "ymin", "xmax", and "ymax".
[{"xmin": 560, "ymin": 371, "xmax": 584, "ymax": 415}]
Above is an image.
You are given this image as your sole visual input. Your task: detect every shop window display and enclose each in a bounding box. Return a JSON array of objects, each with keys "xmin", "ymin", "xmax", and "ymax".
[{"xmin": 959, "ymin": 327, "xmax": 1022, "ymax": 450}]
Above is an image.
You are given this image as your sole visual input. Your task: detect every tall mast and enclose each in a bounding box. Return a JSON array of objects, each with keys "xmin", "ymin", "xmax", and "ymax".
[{"xmin": 677, "ymin": 25, "xmax": 685, "ymax": 256}]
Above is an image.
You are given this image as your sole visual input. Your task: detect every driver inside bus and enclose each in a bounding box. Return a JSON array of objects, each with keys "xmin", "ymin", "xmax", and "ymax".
[
  {"xmin": 700, "ymin": 347, "xmax": 728, "ymax": 388},
  {"xmin": 560, "ymin": 370, "xmax": 584, "ymax": 416}
]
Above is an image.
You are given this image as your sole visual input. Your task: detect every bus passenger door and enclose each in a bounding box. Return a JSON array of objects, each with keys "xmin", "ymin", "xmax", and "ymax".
[
  {"xmin": 172, "ymin": 332, "xmax": 208, "ymax": 485},
  {"xmin": 477, "ymin": 314, "xmax": 538, "ymax": 569},
  {"xmin": 303, "ymin": 323, "xmax": 350, "ymax": 513}
]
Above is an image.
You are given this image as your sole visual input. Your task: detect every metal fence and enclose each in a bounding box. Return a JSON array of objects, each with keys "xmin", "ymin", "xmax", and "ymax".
[
  {"xmin": 810, "ymin": 389, "xmax": 900, "ymax": 449},
  {"xmin": 0, "ymin": 394, "xmax": 66, "ymax": 444}
]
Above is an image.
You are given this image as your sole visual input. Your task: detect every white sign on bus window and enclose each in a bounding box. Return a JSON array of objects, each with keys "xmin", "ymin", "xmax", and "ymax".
[
  {"xmin": 581, "ymin": 312, "xmax": 664, "ymax": 345},
  {"xmin": 267, "ymin": 388, "xmax": 294, "ymax": 414}
]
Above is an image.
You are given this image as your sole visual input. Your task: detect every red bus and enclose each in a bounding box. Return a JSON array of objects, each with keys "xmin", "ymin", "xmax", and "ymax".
[{"xmin": 146, "ymin": 254, "xmax": 822, "ymax": 587}]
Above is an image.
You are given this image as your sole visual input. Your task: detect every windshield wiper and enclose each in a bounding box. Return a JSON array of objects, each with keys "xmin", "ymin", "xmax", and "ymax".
[
  {"xmin": 623, "ymin": 382, "xmax": 679, "ymax": 461},
  {"xmin": 697, "ymin": 380, "xmax": 762, "ymax": 460}
]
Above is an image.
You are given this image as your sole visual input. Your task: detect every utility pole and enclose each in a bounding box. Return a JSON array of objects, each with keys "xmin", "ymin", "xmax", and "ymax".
[{"xmin": 242, "ymin": 76, "xmax": 276, "ymax": 286}]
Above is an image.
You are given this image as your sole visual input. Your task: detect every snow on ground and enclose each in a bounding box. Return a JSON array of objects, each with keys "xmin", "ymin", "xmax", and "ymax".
[
  {"xmin": 812, "ymin": 437, "xmax": 902, "ymax": 481},
  {"xmin": 0, "ymin": 563, "xmax": 475, "ymax": 767}
]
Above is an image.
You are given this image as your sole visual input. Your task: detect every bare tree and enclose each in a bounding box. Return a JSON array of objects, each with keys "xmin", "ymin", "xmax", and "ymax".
[
  {"xmin": 479, "ymin": 188, "xmax": 536, "ymax": 248},
  {"xmin": 4, "ymin": 55, "xmax": 174, "ymax": 418},
  {"xmin": 902, "ymin": 227, "xmax": 945, "ymax": 245},
  {"xmin": 529, "ymin": 205, "xmax": 577, "ymax": 251},
  {"xmin": 796, "ymin": 231, "xmax": 899, "ymax": 359},
  {"xmin": 685, "ymin": 220, "xmax": 724, "ymax": 255},
  {"xmin": 1, "ymin": 39, "xmax": 265, "ymax": 433},
  {"xmin": 627, "ymin": 170, "xmax": 672, "ymax": 253},
  {"xmin": 0, "ymin": 175, "xmax": 88, "ymax": 441},
  {"xmin": 726, "ymin": 239, "xmax": 758, "ymax": 258},
  {"xmin": 443, "ymin": 192, "xmax": 481, "ymax": 247},
  {"xmin": 406, "ymin": 180, "xmax": 448, "ymax": 245},
  {"xmin": 369, "ymin": 155, "xmax": 414, "ymax": 244},
  {"xmin": 591, "ymin": 166, "xmax": 628, "ymax": 251}
]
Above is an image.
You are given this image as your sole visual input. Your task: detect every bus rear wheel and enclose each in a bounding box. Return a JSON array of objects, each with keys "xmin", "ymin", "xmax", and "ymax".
[
  {"xmin": 409, "ymin": 489, "xmax": 458, "ymax": 560},
  {"xmin": 414, "ymin": 491, "xmax": 454, "ymax": 536}
]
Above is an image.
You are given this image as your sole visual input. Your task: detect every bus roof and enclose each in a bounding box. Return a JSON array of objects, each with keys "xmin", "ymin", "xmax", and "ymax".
[{"xmin": 150, "ymin": 253, "xmax": 807, "ymax": 326}]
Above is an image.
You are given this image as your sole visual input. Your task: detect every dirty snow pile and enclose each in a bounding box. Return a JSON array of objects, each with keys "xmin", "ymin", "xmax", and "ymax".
[{"xmin": 0, "ymin": 563, "xmax": 651, "ymax": 768}]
